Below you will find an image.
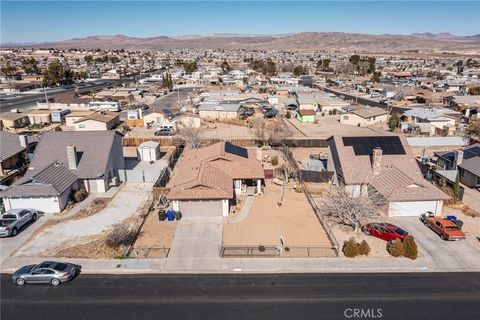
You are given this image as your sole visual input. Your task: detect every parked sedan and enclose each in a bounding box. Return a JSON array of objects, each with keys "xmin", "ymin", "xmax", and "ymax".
[
  {"xmin": 362, "ymin": 223, "xmax": 409, "ymax": 242},
  {"xmin": 12, "ymin": 261, "xmax": 78, "ymax": 286}
]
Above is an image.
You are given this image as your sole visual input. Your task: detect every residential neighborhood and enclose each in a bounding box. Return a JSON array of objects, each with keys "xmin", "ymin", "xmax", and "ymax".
[{"xmin": 1, "ymin": 1, "xmax": 479, "ymax": 319}]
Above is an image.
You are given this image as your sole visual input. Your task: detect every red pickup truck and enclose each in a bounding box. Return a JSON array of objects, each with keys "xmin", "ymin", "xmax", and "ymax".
[{"xmin": 420, "ymin": 212, "xmax": 466, "ymax": 241}]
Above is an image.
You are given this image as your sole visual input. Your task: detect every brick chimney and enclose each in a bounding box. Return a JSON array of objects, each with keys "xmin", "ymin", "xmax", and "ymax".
[
  {"xmin": 66, "ymin": 145, "xmax": 78, "ymax": 170},
  {"xmin": 372, "ymin": 147, "xmax": 382, "ymax": 174}
]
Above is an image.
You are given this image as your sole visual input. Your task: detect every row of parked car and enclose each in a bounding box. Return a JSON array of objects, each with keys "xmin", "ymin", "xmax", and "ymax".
[{"xmin": 362, "ymin": 211, "xmax": 466, "ymax": 243}]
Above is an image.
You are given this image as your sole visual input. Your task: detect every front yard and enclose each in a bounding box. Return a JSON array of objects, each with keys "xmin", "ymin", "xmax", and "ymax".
[{"xmin": 223, "ymin": 180, "xmax": 335, "ymax": 256}]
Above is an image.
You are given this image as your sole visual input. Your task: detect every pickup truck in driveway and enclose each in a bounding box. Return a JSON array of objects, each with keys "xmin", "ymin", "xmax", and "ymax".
[
  {"xmin": 0, "ymin": 209, "xmax": 38, "ymax": 237},
  {"xmin": 420, "ymin": 212, "xmax": 466, "ymax": 241}
]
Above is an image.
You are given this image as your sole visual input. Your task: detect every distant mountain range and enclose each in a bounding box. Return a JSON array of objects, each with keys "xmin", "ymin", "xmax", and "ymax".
[{"xmin": 4, "ymin": 32, "xmax": 480, "ymax": 52}]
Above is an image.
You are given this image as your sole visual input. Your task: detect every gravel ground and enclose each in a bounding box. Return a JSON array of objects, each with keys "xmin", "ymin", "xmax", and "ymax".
[{"xmin": 223, "ymin": 180, "xmax": 332, "ymax": 247}]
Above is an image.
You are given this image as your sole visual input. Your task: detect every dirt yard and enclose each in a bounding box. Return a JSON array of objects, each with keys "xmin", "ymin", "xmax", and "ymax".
[
  {"xmin": 290, "ymin": 147, "xmax": 328, "ymax": 161},
  {"xmin": 131, "ymin": 210, "xmax": 177, "ymax": 258},
  {"xmin": 223, "ymin": 180, "xmax": 333, "ymax": 248}
]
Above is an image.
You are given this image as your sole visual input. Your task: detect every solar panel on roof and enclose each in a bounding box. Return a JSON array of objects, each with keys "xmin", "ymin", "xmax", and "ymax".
[
  {"xmin": 463, "ymin": 146, "xmax": 480, "ymax": 160},
  {"xmin": 342, "ymin": 136, "xmax": 406, "ymax": 156},
  {"xmin": 225, "ymin": 142, "xmax": 248, "ymax": 158}
]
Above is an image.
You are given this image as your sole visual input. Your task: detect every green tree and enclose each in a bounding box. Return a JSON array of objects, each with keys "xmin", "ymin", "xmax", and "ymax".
[
  {"xmin": 43, "ymin": 60, "xmax": 73, "ymax": 86},
  {"xmin": 264, "ymin": 58, "xmax": 277, "ymax": 76},
  {"xmin": 367, "ymin": 57, "xmax": 376, "ymax": 74},
  {"xmin": 0, "ymin": 63, "xmax": 17, "ymax": 78},
  {"xmin": 371, "ymin": 71, "xmax": 381, "ymax": 83},
  {"xmin": 20, "ymin": 57, "xmax": 40, "ymax": 75},
  {"xmin": 468, "ymin": 86, "xmax": 480, "ymax": 95},
  {"xmin": 388, "ymin": 111, "xmax": 400, "ymax": 132},
  {"xmin": 349, "ymin": 55, "xmax": 361, "ymax": 65},
  {"xmin": 84, "ymin": 55, "xmax": 93, "ymax": 65},
  {"xmin": 293, "ymin": 65, "xmax": 308, "ymax": 77},
  {"xmin": 220, "ymin": 60, "xmax": 231, "ymax": 73},
  {"xmin": 453, "ymin": 172, "xmax": 461, "ymax": 200},
  {"xmin": 455, "ymin": 60, "xmax": 464, "ymax": 75},
  {"xmin": 182, "ymin": 61, "xmax": 198, "ymax": 74}
]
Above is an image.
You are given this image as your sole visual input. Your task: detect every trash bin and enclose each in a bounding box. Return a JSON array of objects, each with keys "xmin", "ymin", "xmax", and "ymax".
[
  {"xmin": 158, "ymin": 210, "xmax": 166, "ymax": 221},
  {"xmin": 167, "ymin": 209, "xmax": 175, "ymax": 221},
  {"xmin": 175, "ymin": 211, "xmax": 182, "ymax": 221}
]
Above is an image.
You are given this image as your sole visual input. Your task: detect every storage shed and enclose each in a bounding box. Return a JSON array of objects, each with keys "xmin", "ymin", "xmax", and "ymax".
[{"xmin": 137, "ymin": 141, "xmax": 161, "ymax": 162}]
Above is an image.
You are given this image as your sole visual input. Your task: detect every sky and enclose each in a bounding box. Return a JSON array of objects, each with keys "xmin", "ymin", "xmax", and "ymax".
[{"xmin": 1, "ymin": 1, "xmax": 479, "ymax": 43}]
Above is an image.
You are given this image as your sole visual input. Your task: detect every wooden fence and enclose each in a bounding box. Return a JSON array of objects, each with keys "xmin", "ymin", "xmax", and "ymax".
[{"xmin": 300, "ymin": 170, "xmax": 334, "ymax": 183}]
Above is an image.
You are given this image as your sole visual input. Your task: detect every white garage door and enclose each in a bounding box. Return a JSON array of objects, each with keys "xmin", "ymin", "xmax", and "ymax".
[
  {"xmin": 389, "ymin": 201, "xmax": 439, "ymax": 217},
  {"xmin": 179, "ymin": 200, "xmax": 223, "ymax": 218}
]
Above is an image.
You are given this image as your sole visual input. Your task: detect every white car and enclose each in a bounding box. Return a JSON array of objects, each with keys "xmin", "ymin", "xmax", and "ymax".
[{"xmin": 0, "ymin": 209, "xmax": 38, "ymax": 237}]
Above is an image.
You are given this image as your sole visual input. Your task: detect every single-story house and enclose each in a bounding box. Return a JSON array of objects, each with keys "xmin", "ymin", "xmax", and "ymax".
[
  {"xmin": 0, "ymin": 111, "xmax": 30, "ymax": 129},
  {"xmin": 168, "ymin": 142, "xmax": 265, "ymax": 218},
  {"xmin": 73, "ymin": 112, "xmax": 120, "ymax": 131},
  {"xmin": 401, "ymin": 108, "xmax": 461, "ymax": 136},
  {"xmin": 36, "ymin": 93, "xmax": 93, "ymax": 110},
  {"xmin": 327, "ymin": 135, "xmax": 449, "ymax": 217},
  {"xmin": 26, "ymin": 109, "xmax": 52, "ymax": 125},
  {"xmin": 435, "ymin": 144, "xmax": 480, "ymax": 188},
  {"xmin": 137, "ymin": 141, "xmax": 161, "ymax": 162},
  {"xmin": 142, "ymin": 109, "xmax": 168, "ymax": 126},
  {"xmin": 0, "ymin": 131, "xmax": 28, "ymax": 176},
  {"xmin": 296, "ymin": 109, "xmax": 316, "ymax": 123},
  {"xmin": 198, "ymin": 103, "xmax": 241, "ymax": 120},
  {"xmin": 340, "ymin": 106, "xmax": 388, "ymax": 127},
  {"xmin": 0, "ymin": 131, "xmax": 125, "ymax": 212},
  {"xmin": 65, "ymin": 111, "xmax": 96, "ymax": 127}
]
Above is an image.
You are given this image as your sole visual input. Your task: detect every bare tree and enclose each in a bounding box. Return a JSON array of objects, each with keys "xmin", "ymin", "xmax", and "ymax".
[
  {"xmin": 252, "ymin": 117, "xmax": 268, "ymax": 146},
  {"xmin": 269, "ymin": 116, "xmax": 293, "ymax": 147},
  {"xmin": 319, "ymin": 183, "xmax": 388, "ymax": 231},
  {"xmin": 176, "ymin": 122, "xmax": 204, "ymax": 149}
]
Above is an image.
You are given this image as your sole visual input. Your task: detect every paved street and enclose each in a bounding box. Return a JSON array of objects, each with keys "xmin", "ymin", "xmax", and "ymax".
[{"xmin": 1, "ymin": 273, "xmax": 479, "ymax": 320}]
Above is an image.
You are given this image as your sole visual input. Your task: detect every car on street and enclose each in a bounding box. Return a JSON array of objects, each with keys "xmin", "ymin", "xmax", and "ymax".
[
  {"xmin": 362, "ymin": 222, "xmax": 409, "ymax": 242},
  {"xmin": 12, "ymin": 261, "xmax": 78, "ymax": 286},
  {"xmin": 0, "ymin": 209, "xmax": 38, "ymax": 237},
  {"xmin": 420, "ymin": 212, "xmax": 466, "ymax": 241}
]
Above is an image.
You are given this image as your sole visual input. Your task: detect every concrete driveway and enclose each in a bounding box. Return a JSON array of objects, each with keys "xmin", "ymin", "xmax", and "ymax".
[
  {"xmin": 13, "ymin": 183, "xmax": 153, "ymax": 257},
  {"xmin": 394, "ymin": 217, "xmax": 480, "ymax": 271},
  {"xmin": 166, "ymin": 217, "xmax": 222, "ymax": 271}
]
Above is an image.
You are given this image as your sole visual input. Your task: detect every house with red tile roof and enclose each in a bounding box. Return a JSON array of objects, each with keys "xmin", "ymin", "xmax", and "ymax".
[{"xmin": 168, "ymin": 142, "xmax": 265, "ymax": 218}]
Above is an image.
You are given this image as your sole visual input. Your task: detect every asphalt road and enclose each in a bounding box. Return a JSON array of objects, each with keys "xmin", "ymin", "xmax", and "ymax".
[{"xmin": 1, "ymin": 273, "xmax": 479, "ymax": 320}]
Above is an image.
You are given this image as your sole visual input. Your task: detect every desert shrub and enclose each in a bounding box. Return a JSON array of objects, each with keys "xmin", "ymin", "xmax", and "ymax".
[
  {"xmin": 73, "ymin": 189, "xmax": 88, "ymax": 203},
  {"xmin": 387, "ymin": 239, "xmax": 405, "ymax": 257},
  {"xmin": 271, "ymin": 155, "xmax": 279, "ymax": 166},
  {"xmin": 403, "ymin": 236, "xmax": 418, "ymax": 260},
  {"xmin": 105, "ymin": 223, "xmax": 136, "ymax": 248},
  {"xmin": 285, "ymin": 111, "xmax": 291, "ymax": 119},
  {"xmin": 328, "ymin": 110, "xmax": 333, "ymax": 115},
  {"xmin": 342, "ymin": 237, "xmax": 360, "ymax": 258},
  {"xmin": 358, "ymin": 240, "xmax": 371, "ymax": 256},
  {"xmin": 258, "ymin": 245, "xmax": 266, "ymax": 252}
]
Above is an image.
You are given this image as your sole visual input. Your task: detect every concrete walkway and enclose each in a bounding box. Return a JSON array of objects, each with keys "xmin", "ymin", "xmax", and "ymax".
[
  {"xmin": 228, "ymin": 196, "xmax": 255, "ymax": 224},
  {"xmin": 166, "ymin": 217, "xmax": 223, "ymax": 271},
  {"xmin": 13, "ymin": 183, "xmax": 152, "ymax": 257}
]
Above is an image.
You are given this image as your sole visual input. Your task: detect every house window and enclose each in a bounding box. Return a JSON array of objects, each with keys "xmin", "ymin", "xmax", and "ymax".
[
  {"xmin": 78, "ymin": 124, "xmax": 86, "ymax": 128},
  {"xmin": 343, "ymin": 115, "xmax": 349, "ymax": 120}
]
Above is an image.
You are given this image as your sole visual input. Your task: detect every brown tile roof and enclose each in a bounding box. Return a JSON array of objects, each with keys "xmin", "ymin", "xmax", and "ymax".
[
  {"xmin": 298, "ymin": 109, "xmax": 316, "ymax": 116},
  {"xmin": 352, "ymin": 107, "xmax": 387, "ymax": 119},
  {"xmin": 168, "ymin": 142, "xmax": 265, "ymax": 200},
  {"xmin": 74, "ymin": 112, "xmax": 119, "ymax": 124},
  {"xmin": 329, "ymin": 135, "xmax": 449, "ymax": 202}
]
